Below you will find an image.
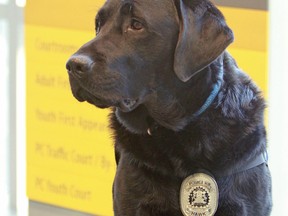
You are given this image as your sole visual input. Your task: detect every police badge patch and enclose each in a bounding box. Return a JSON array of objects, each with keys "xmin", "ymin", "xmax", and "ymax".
[{"xmin": 180, "ymin": 173, "xmax": 219, "ymax": 216}]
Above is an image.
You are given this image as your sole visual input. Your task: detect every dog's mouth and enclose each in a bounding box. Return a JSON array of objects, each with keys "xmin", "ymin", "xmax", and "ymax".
[
  {"xmin": 74, "ymin": 88, "xmax": 139, "ymax": 112},
  {"xmin": 68, "ymin": 73, "xmax": 112, "ymax": 109},
  {"xmin": 118, "ymin": 98, "xmax": 139, "ymax": 112},
  {"xmin": 69, "ymin": 75, "xmax": 140, "ymax": 112},
  {"xmin": 72, "ymin": 87, "xmax": 110, "ymax": 109}
]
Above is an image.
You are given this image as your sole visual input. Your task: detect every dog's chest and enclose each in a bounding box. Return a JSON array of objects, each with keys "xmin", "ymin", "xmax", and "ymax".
[{"xmin": 116, "ymin": 126, "xmax": 215, "ymax": 177}]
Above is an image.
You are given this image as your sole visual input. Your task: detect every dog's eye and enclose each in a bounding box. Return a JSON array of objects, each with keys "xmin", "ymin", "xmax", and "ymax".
[{"xmin": 131, "ymin": 19, "xmax": 143, "ymax": 31}]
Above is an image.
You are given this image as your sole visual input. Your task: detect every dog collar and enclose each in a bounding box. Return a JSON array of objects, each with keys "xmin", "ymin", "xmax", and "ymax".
[
  {"xmin": 147, "ymin": 65, "xmax": 224, "ymax": 136},
  {"xmin": 191, "ymin": 64, "xmax": 224, "ymax": 120},
  {"xmin": 213, "ymin": 151, "xmax": 268, "ymax": 178}
]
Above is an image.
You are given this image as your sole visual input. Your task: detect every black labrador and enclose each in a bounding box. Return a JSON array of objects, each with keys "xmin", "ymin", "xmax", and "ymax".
[{"xmin": 66, "ymin": 0, "xmax": 272, "ymax": 215}]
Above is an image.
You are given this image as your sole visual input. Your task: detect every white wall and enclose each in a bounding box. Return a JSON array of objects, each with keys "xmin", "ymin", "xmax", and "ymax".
[
  {"xmin": 0, "ymin": 18, "xmax": 11, "ymax": 215},
  {"xmin": 269, "ymin": 0, "xmax": 288, "ymax": 215}
]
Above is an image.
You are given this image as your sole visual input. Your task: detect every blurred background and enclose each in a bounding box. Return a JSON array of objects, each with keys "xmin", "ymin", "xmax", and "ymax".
[{"xmin": 0, "ymin": 0, "xmax": 287, "ymax": 215}]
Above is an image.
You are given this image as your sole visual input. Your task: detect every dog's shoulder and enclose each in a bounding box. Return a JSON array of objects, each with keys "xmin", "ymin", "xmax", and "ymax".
[{"xmin": 215, "ymin": 53, "xmax": 266, "ymax": 123}]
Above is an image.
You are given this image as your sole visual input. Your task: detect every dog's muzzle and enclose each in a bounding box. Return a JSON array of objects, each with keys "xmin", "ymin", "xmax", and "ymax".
[
  {"xmin": 66, "ymin": 54, "xmax": 139, "ymax": 111},
  {"xmin": 66, "ymin": 54, "xmax": 110, "ymax": 108}
]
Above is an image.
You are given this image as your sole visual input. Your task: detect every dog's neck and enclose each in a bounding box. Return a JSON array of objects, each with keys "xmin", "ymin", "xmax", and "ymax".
[
  {"xmin": 145, "ymin": 68, "xmax": 223, "ymax": 135},
  {"xmin": 115, "ymin": 56, "xmax": 224, "ymax": 135}
]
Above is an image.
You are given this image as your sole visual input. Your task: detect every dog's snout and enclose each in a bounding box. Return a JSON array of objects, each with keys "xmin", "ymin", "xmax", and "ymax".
[{"xmin": 66, "ymin": 55, "xmax": 93, "ymax": 78}]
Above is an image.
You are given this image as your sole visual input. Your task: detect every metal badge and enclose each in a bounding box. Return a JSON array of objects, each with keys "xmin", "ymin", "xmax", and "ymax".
[{"xmin": 180, "ymin": 173, "xmax": 219, "ymax": 216}]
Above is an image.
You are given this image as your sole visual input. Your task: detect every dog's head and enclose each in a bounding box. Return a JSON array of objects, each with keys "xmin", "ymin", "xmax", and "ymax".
[{"xmin": 66, "ymin": 0, "xmax": 233, "ymax": 133}]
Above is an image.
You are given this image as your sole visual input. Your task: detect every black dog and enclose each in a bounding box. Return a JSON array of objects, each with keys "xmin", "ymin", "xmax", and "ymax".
[{"xmin": 66, "ymin": 0, "xmax": 272, "ymax": 215}]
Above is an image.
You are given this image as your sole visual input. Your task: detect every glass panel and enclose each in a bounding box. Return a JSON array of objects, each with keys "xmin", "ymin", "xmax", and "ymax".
[
  {"xmin": 0, "ymin": 19, "xmax": 10, "ymax": 211},
  {"xmin": 16, "ymin": 23, "xmax": 28, "ymax": 216},
  {"xmin": 0, "ymin": 0, "xmax": 9, "ymax": 5},
  {"xmin": 15, "ymin": 0, "xmax": 26, "ymax": 7}
]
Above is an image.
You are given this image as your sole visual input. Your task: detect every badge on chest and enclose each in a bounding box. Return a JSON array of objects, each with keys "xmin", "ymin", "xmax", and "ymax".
[{"xmin": 180, "ymin": 173, "xmax": 219, "ymax": 216}]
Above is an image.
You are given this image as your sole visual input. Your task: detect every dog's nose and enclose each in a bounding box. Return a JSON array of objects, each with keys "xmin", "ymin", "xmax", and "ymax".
[{"xmin": 66, "ymin": 55, "xmax": 93, "ymax": 78}]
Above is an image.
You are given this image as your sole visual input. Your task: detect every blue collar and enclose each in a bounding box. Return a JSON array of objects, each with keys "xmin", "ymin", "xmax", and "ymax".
[
  {"xmin": 192, "ymin": 65, "xmax": 223, "ymax": 119},
  {"xmin": 147, "ymin": 63, "xmax": 223, "ymax": 135}
]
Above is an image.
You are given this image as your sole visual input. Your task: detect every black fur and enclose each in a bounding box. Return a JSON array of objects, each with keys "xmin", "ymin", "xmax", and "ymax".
[{"xmin": 66, "ymin": 0, "xmax": 272, "ymax": 215}]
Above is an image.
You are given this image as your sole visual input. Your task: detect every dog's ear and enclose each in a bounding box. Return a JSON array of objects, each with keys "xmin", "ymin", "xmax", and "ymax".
[{"xmin": 174, "ymin": 0, "xmax": 234, "ymax": 82}]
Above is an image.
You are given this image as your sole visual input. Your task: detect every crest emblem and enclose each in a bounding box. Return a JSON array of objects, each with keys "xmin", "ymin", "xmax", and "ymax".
[{"xmin": 180, "ymin": 173, "xmax": 219, "ymax": 216}]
